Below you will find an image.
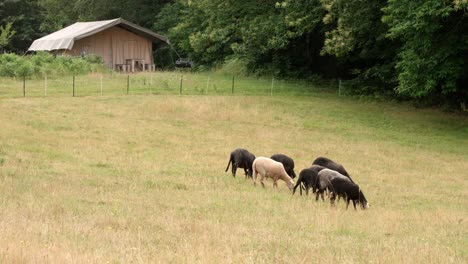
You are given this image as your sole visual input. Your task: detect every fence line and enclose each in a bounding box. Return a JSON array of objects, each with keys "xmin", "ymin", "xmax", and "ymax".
[{"xmin": 0, "ymin": 72, "xmax": 341, "ymax": 98}]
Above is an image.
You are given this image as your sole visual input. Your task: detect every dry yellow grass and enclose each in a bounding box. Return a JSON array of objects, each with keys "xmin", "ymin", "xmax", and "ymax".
[{"xmin": 0, "ymin": 94, "xmax": 467, "ymax": 263}]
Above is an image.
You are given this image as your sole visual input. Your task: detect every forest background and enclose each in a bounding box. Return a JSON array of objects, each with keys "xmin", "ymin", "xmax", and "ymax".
[{"xmin": 0, "ymin": 0, "xmax": 467, "ymax": 109}]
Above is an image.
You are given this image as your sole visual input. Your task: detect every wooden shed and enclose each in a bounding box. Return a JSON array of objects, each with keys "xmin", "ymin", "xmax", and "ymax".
[{"xmin": 28, "ymin": 18, "xmax": 169, "ymax": 72}]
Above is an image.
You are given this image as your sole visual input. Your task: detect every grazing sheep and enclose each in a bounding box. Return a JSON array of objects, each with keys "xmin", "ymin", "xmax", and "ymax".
[
  {"xmin": 292, "ymin": 165, "xmax": 326, "ymax": 196},
  {"xmin": 271, "ymin": 153, "xmax": 296, "ymax": 178},
  {"xmin": 312, "ymin": 157, "xmax": 353, "ymax": 181},
  {"xmin": 316, "ymin": 168, "xmax": 352, "ymax": 201},
  {"xmin": 225, "ymin": 148, "xmax": 256, "ymax": 178},
  {"xmin": 252, "ymin": 157, "xmax": 295, "ymax": 190},
  {"xmin": 329, "ymin": 178, "xmax": 369, "ymax": 210}
]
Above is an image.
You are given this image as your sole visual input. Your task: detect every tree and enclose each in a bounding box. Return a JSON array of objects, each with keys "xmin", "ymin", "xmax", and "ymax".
[
  {"xmin": 0, "ymin": 22, "xmax": 15, "ymax": 53},
  {"xmin": 382, "ymin": 0, "xmax": 468, "ymax": 107},
  {"xmin": 39, "ymin": 0, "xmax": 172, "ymax": 32},
  {"xmin": 0, "ymin": 0, "xmax": 44, "ymax": 52},
  {"xmin": 155, "ymin": 0, "xmax": 328, "ymax": 77},
  {"xmin": 321, "ymin": 0, "xmax": 397, "ymax": 93}
]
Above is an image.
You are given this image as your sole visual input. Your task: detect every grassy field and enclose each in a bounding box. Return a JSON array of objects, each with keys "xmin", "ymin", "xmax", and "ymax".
[
  {"xmin": 0, "ymin": 72, "xmax": 334, "ymax": 98},
  {"xmin": 0, "ymin": 78, "xmax": 467, "ymax": 262}
]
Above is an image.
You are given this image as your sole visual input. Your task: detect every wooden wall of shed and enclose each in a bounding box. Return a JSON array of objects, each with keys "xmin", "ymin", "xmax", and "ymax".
[{"xmin": 68, "ymin": 26, "xmax": 153, "ymax": 69}]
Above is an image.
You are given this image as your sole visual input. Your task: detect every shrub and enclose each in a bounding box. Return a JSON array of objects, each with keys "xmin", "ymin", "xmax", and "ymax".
[{"xmin": 0, "ymin": 52, "xmax": 106, "ymax": 78}]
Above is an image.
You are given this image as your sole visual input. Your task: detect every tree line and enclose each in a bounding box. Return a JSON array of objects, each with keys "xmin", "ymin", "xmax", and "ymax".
[{"xmin": 1, "ymin": 0, "xmax": 467, "ymax": 109}]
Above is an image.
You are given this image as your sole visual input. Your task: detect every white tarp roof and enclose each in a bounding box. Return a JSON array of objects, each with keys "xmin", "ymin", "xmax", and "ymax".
[{"xmin": 28, "ymin": 18, "xmax": 169, "ymax": 51}]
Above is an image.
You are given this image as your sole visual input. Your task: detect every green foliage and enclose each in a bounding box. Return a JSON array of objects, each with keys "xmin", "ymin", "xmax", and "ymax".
[
  {"xmin": 0, "ymin": 0, "xmax": 43, "ymax": 52},
  {"xmin": 321, "ymin": 0, "xmax": 397, "ymax": 93},
  {"xmin": 382, "ymin": 0, "xmax": 468, "ymax": 107},
  {"xmin": 156, "ymin": 0, "xmax": 328, "ymax": 77},
  {"xmin": 0, "ymin": 22, "xmax": 16, "ymax": 52},
  {"xmin": 215, "ymin": 57, "xmax": 249, "ymax": 77},
  {"xmin": 38, "ymin": 0, "xmax": 169, "ymax": 32},
  {"xmin": 0, "ymin": 52, "xmax": 106, "ymax": 77}
]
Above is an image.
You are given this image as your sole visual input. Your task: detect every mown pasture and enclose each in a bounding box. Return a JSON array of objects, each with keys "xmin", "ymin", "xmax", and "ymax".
[{"xmin": 0, "ymin": 74, "xmax": 467, "ymax": 263}]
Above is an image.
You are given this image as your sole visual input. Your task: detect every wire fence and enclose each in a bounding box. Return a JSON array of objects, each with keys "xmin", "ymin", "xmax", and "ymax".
[{"xmin": 0, "ymin": 71, "xmax": 341, "ymax": 98}]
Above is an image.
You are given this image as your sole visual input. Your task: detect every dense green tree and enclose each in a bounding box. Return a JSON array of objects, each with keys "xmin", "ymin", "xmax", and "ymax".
[
  {"xmin": 0, "ymin": 22, "xmax": 15, "ymax": 53},
  {"xmin": 0, "ymin": 0, "xmax": 44, "ymax": 52},
  {"xmin": 383, "ymin": 0, "xmax": 468, "ymax": 107},
  {"xmin": 38, "ymin": 0, "xmax": 171, "ymax": 32},
  {"xmin": 233, "ymin": 0, "xmax": 327, "ymax": 76},
  {"xmin": 321, "ymin": 0, "xmax": 397, "ymax": 94},
  {"xmin": 155, "ymin": 0, "xmax": 329, "ymax": 76}
]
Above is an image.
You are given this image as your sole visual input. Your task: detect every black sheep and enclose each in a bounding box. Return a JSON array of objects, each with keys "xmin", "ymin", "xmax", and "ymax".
[
  {"xmin": 292, "ymin": 165, "xmax": 326, "ymax": 196},
  {"xmin": 329, "ymin": 178, "xmax": 369, "ymax": 210},
  {"xmin": 225, "ymin": 148, "xmax": 256, "ymax": 178},
  {"xmin": 312, "ymin": 156, "xmax": 353, "ymax": 182},
  {"xmin": 270, "ymin": 154, "xmax": 296, "ymax": 178}
]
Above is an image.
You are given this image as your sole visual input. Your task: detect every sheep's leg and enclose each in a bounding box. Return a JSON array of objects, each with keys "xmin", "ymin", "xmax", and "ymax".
[
  {"xmin": 305, "ymin": 186, "xmax": 309, "ymax": 196},
  {"xmin": 352, "ymin": 200, "xmax": 357, "ymax": 210},
  {"xmin": 293, "ymin": 181, "xmax": 301, "ymax": 195},
  {"xmin": 232, "ymin": 164, "xmax": 237, "ymax": 177},
  {"xmin": 273, "ymin": 180, "xmax": 278, "ymax": 189},
  {"xmin": 346, "ymin": 199, "xmax": 350, "ymax": 210}
]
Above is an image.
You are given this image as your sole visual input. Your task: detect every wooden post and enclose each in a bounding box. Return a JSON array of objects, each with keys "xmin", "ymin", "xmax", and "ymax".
[
  {"xmin": 231, "ymin": 76, "xmax": 234, "ymax": 94},
  {"xmin": 179, "ymin": 75, "xmax": 183, "ymax": 95},
  {"xmin": 72, "ymin": 75, "xmax": 75, "ymax": 97},
  {"xmin": 271, "ymin": 76, "xmax": 274, "ymax": 96},
  {"xmin": 44, "ymin": 74, "xmax": 47, "ymax": 96},
  {"xmin": 150, "ymin": 74, "xmax": 153, "ymax": 95},
  {"xmin": 339, "ymin": 79, "xmax": 342, "ymax": 96},
  {"xmin": 127, "ymin": 75, "xmax": 130, "ymax": 95},
  {"xmin": 23, "ymin": 75, "xmax": 25, "ymax": 97}
]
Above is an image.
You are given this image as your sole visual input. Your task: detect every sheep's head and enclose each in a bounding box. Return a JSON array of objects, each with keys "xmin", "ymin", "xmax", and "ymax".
[
  {"xmin": 287, "ymin": 179, "xmax": 295, "ymax": 190},
  {"xmin": 359, "ymin": 190, "xmax": 369, "ymax": 209}
]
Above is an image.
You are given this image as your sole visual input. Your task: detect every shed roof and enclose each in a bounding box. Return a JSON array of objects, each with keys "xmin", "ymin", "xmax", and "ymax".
[{"xmin": 28, "ymin": 18, "xmax": 169, "ymax": 51}]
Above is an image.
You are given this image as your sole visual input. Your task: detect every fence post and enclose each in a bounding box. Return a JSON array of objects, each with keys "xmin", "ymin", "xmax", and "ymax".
[
  {"xmin": 150, "ymin": 73, "xmax": 153, "ymax": 95},
  {"xmin": 72, "ymin": 75, "xmax": 75, "ymax": 97},
  {"xmin": 179, "ymin": 75, "xmax": 183, "ymax": 95},
  {"xmin": 271, "ymin": 76, "xmax": 274, "ymax": 96},
  {"xmin": 23, "ymin": 75, "xmax": 26, "ymax": 97},
  {"xmin": 339, "ymin": 79, "xmax": 342, "ymax": 96},
  {"xmin": 127, "ymin": 75, "xmax": 130, "ymax": 95},
  {"xmin": 44, "ymin": 74, "xmax": 47, "ymax": 96},
  {"xmin": 231, "ymin": 76, "xmax": 234, "ymax": 94},
  {"xmin": 206, "ymin": 76, "xmax": 210, "ymax": 95}
]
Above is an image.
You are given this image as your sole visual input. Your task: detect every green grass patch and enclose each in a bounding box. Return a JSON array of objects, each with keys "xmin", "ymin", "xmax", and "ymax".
[{"xmin": 0, "ymin": 76, "xmax": 466, "ymax": 262}]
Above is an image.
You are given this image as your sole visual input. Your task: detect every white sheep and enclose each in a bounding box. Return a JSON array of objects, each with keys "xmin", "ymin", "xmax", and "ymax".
[{"xmin": 252, "ymin": 157, "xmax": 295, "ymax": 190}]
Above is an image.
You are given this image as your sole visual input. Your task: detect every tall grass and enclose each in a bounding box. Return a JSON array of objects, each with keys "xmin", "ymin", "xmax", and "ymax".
[{"xmin": 0, "ymin": 81, "xmax": 467, "ymax": 262}]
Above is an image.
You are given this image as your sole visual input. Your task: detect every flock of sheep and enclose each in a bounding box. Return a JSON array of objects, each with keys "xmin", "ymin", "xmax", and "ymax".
[{"xmin": 225, "ymin": 148, "xmax": 370, "ymax": 210}]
